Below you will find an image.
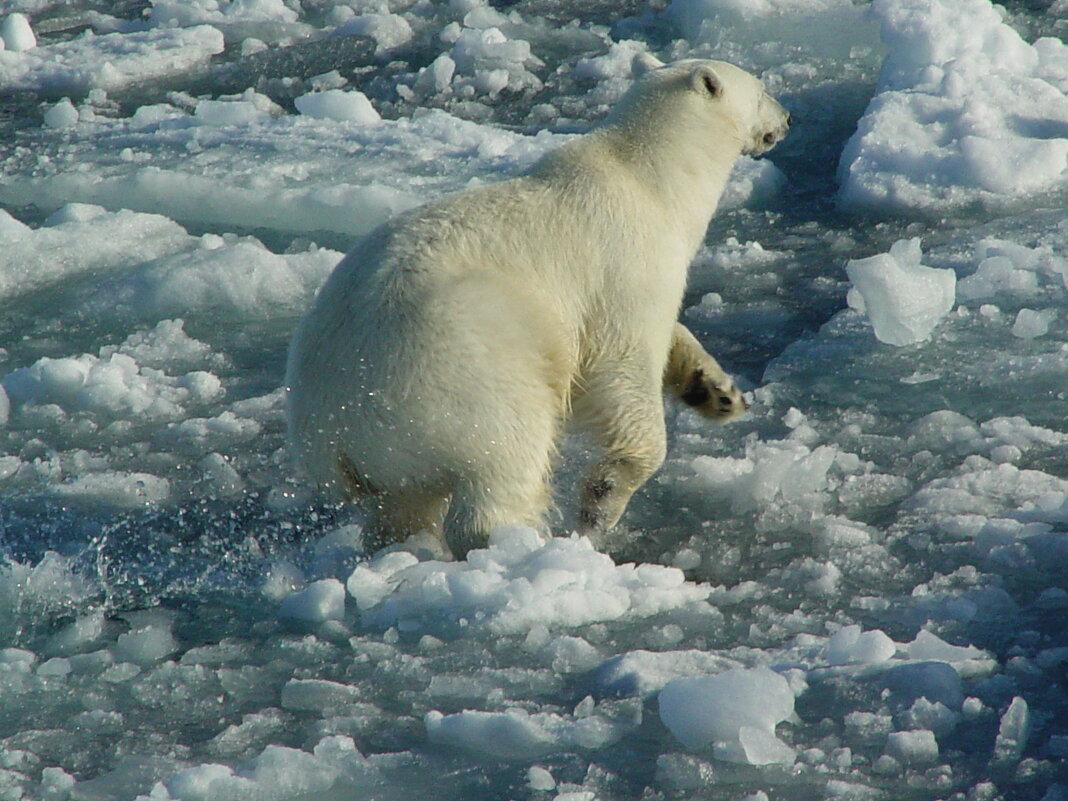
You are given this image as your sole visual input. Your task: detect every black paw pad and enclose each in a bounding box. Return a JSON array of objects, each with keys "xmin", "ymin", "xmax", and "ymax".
[{"xmin": 680, "ymin": 369, "xmax": 712, "ymax": 407}]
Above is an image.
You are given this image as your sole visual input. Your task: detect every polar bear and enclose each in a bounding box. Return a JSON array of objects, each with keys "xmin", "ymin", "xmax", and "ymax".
[{"xmin": 286, "ymin": 56, "xmax": 790, "ymax": 557}]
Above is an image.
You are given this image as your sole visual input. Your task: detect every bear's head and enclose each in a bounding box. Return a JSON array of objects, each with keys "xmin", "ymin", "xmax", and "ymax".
[{"xmin": 626, "ymin": 55, "xmax": 791, "ymax": 158}]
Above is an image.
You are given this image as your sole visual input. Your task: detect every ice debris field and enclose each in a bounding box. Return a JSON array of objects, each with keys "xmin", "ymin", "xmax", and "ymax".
[{"xmin": 0, "ymin": 0, "xmax": 1067, "ymax": 800}]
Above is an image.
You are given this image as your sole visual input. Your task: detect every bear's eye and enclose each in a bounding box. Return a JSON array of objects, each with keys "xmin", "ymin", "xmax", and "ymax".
[{"xmin": 762, "ymin": 131, "xmax": 776, "ymax": 145}]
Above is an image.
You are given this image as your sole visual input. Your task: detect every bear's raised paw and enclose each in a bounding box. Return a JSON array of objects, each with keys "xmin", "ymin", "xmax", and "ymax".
[{"xmin": 679, "ymin": 368, "xmax": 748, "ymax": 421}]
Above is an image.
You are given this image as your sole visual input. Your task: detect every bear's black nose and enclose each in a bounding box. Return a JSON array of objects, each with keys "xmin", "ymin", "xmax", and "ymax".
[{"xmin": 786, "ymin": 113, "xmax": 794, "ymax": 126}]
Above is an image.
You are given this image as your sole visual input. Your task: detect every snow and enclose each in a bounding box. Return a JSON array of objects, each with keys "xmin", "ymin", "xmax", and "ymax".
[{"xmin": 0, "ymin": 0, "xmax": 1066, "ymax": 799}]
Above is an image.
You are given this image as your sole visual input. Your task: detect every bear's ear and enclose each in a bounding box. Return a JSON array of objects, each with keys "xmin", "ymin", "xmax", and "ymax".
[
  {"xmin": 690, "ymin": 65, "xmax": 723, "ymax": 98},
  {"xmin": 631, "ymin": 52, "xmax": 665, "ymax": 77}
]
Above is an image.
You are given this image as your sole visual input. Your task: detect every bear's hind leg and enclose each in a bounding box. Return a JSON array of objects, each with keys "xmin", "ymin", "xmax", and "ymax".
[
  {"xmin": 367, "ymin": 487, "xmax": 450, "ymax": 551},
  {"xmin": 574, "ymin": 377, "xmax": 667, "ymax": 535},
  {"xmin": 444, "ymin": 446, "xmax": 556, "ymax": 559}
]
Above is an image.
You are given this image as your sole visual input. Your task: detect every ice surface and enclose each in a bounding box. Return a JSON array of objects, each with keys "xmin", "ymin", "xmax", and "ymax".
[
  {"xmin": 845, "ymin": 238, "xmax": 956, "ymax": 346},
  {"xmin": 0, "ymin": 1, "xmax": 1066, "ymax": 800},
  {"xmin": 839, "ymin": 0, "xmax": 1068, "ymax": 214}
]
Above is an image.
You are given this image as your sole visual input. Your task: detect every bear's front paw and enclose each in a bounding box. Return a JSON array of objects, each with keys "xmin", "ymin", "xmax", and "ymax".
[{"xmin": 679, "ymin": 368, "xmax": 747, "ymax": 421}]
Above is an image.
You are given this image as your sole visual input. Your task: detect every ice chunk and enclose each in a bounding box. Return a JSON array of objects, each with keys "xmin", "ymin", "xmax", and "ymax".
[
  {"xmin": 658, "ymin": 668, "xmax": 795, "ymax": 764},
  {"xmin": 594, "ymin": 650, "xmax": 739, "ymax": 698},
  {"xmin": 279, "ymin": 578, "xmax": 346, "ymax": 622},
  {"xmin": 542, "ymin": 635, "xmax": 601, "ymax": 673},
  {"xmin": 905, "ymin": 630, "xmax": 986, "ymax": 662},
  {"xmin": 198, "ymin": 453, "xmax": 244, "ymax": 497},
  {"xmin": 825, "ymin": 625, "xmax": 897, "ymax": 665},
  {"xmin": 901, "ymin": 698, "xmax": 960, "ymax": 737},
  {"xmin": 414, "ymin": 53, "xmax": 457, "ymax": 95},
  {"xmin": 907, "ymin": 410, "xmax": 981, "ymax": 450},
  {"xmin": 295, "ymin": 90, "xmax": 381, "ymax": 124},
  {"xmin": 993, "ymin": 696, "xmax": 1029, "ymax": 764},
  {"xmin": 1, "ymin": 13, "xmax": 36, "ymax": 51},
  {"xmin": 845, "ymin": 239, "xmax": 955, "ymax": 346},
  {"xmin": 281, "ymin": 678, "xmax": 361, "ymax": 712},
  {"xmin": 425, "ymin": 708, "xmax": 555, "ymax": 759},
  {"xmin": 1012, "ymin": 308, "xmax": 1055, "ymax": 339},
  {"xmin": 447, "ymin": 26, "xmax": 543, "ymax": 97},
  {"xmin": 877, "ymin": 661, "xmax": 964, "ymax": 708},
  {"xmin": 165, "ymin": 737, "xmax": 368, "ymax": 800},
  {"xmin": 112, "ymin": 622, "xmax": 178, "ymax": 665},
  {"xmin": 134, "ymin": 239, "xmax": 341, "ymax": 320},
  {"xmin": 333, "ymin": 13, "xmax": 413, "ymax": 53},
  {"xmin": 194, "ymin": 97, "xmax": 271, "ymax": 127},
  {"xmin": 885, "ymin": 729, "xmax": 939, "ymax": 765},
  {"xmin": 46, "ymin": 614, "xmax": 107, "ymax": 659},
  {"xmin": 732, "ymin": 440, "xmax": 839, "ymax": 511},
  {"xmin": 166, "ymin": 763, "xmax": 236, "ymax": 800},
  {"xmin": 573, "ymin": 40, "xmax": 650, "ymax": 81},
  {"xmin": 527, "ymin": 766, "xmax": 556, "ymax": 791},
  {"xmin": 51, "ymin": 472, "xmax": 171, "ymax": 509},
  {"xmin": 0, "ymin": 648, "xmax": 36, "ymax": 670},
  {"xmin": 43, "ymin": 98, "xmax": 79, "ymax": 129},
  {"xmin": 150, "ymin": 0, "xmax": 299, "ymax": 28},
  {"xmin": 425, "ymin": 706, "xmax": 624, "ymax": 760},
  {"xmin": 957, "ymin": 256, "xmax": 1040, "ymax": 302}
]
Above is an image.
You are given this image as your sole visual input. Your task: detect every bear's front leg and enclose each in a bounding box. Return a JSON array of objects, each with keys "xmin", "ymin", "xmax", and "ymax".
[
  {"xmin": 664, "ymin": 322, "xmax": 747, "ymax": 421},
  {"xmin": 573, "ymin": 377, "xmax": 667, "ymax": 534}
]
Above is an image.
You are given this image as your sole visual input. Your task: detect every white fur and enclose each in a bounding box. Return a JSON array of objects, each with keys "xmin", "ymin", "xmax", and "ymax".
[{"xmin": 286, "ymin": 58, "xmax": 790, "ymax": 556}]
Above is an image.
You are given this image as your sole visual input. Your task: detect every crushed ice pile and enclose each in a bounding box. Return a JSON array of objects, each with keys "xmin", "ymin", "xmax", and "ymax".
[
  {"xmin": 1, "ymin": 0, "xmax": 1068, "ymax": 800},
  {"xmin": 838, "ymin": 0, "xmax": 1068, "ymax": 213}
]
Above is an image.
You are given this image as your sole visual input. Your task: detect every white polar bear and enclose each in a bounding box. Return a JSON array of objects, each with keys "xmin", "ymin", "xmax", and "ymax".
[{"xmin": 286, "ymin": 56, "xmax": 790, "ymax": 557}]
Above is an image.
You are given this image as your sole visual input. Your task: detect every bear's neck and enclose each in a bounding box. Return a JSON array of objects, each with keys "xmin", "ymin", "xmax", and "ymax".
[{"xmin": 597, "ymin": 117, "xmax": 743, "ymax": 253}]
